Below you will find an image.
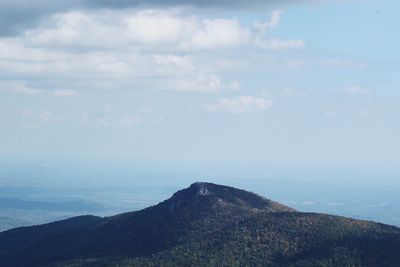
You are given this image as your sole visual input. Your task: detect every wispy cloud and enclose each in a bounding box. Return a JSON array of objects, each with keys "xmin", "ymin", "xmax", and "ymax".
[
  {"xmin": 205, "ymin": 95, "xmax": 273, "ymax": 114},
  {"xmin": 280, "ymin": 88, "xmax": 308, "ymax": 98},
  {"xmin": 180, "ymin": 18, "xmax": 250, "ymax": 51},
  {"xmin": 53, "ymin": 89, "xmax": 76, "ymax": 97},
  {"xmin": 254, "ymin": 38, "xmax": 305, "ymax": 50},
  {"xmin": 339, "ymin": 85, "xmax": 374, "ymax": 96},
  {"xmin": 253, "ymin": 9, "xmax": 283, "ymax": 33},
  {"xmin": 0, "ymin": 81, "xmax": 42, "ymax": 95}
]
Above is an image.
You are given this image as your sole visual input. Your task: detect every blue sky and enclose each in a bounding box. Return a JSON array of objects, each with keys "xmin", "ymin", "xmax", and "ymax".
[{"xmin": 0, "ymin": 0, "xmax": 399, "ymax": 178}]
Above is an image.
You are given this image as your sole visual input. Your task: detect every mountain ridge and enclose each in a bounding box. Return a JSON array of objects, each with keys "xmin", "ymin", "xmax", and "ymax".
[{"xmin": 1, "ymin": 182, "xmax": 400, "ymax": 267}]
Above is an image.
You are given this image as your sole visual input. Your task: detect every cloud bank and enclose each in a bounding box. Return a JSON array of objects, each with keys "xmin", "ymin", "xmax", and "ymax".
[
  {"xmin": 0, "ymin": 0, "xmax": 314, "ymax": 36},
  {"xmin": 0, "ymin": 8, "xmax": 305, "ymax": 94}
]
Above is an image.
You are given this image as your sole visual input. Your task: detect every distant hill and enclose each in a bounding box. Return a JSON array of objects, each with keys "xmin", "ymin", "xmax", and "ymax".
[{"xmin": 1, "ymin": 182, "xmax": 400, "ymax": 266}]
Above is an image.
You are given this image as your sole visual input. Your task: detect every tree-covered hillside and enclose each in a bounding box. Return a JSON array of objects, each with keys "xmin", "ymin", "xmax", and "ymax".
[{"xmin": 1, "ymin": 182, "xmax": 400, "ymax": 267}]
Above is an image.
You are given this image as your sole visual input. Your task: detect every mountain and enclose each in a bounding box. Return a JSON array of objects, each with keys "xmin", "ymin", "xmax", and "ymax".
[{"xmin": 1, "ymin": 182, "xmax": 400, "ymax": 266}]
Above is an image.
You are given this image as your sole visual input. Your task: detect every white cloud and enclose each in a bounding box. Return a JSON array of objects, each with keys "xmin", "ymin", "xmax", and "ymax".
[
  {"xmin": 39, "ymin": 110, "xmax": 52, "ymax": 123},
  {"xmin": 27, "ymin": 10, "xmax": 197, "ymax": 49},
  {"xmin": 280, "ymin": 88, "xmax": 307, "ymax": 98},
  {"xmin": 90, "ymin": 104, "xmax": 142, "ymax": 128},
  {"xmin": 339, "ymin": 85, "xmax": 373, "ymax": 95},
  {"xmin": 124, "ymin": 10, "xmax": 196, "ymax": 45},
  {"xmin": 206, "ymin": 95, "xmax": 273, "ymax": 114},
  {"xmin": 0, "ymin": 9, "xmax": 305, "ymax": 95},
  {"xmin": 253, "ymin": 10, "xmax": 283, "ymax": 33},
  {"xmin": 18, "ymin": 108, "xmax": 56, "ymax": 127},
  {"xmin": 254, "ymin": 38, "xmax": 305, "ymax": 50},
  {"xmin": 25, "ymin": 9, "xmax": 301, "ymax": 53},
  {"xmin": 172, "ymin": 73, "xmax": 241, "ymax": 92},
  {"xmin": 323, "ymin": 58, "xmax": 367, "ymax": 69},
  {"xmin": 327, "ymin": 203, "xmax": 344, "ymax": 206},
  {"xmin": 153, "ymin": 54, "xmax": 193, "ymax": 68},
  {"xmin": 0, "ymin": 81, "xmax": 42, "ymax": 95},
  {"xmin": 53, "ymin": 89, "xmax": 76, "ymax": 96},
  {"xmin": 252, "ymin": 10, "xmax": 305, "ymax": 51},
  {"xmin": 96, "ymin": 114, "xmax": 141, "ymax": 128},
  {"xmin": 172, "ymin": 74, "xmax": 220, "ymax": 92},
  {"xmin": 181, "ymin": 18, "xmax": 250, "ymax": 51},
  {"xmin": 29, "ymin": 10, "xmax": 253, "ymax": 53}
]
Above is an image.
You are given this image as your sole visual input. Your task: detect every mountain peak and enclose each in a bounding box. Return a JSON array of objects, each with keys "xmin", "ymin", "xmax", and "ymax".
[{"xmin": 162, "ymin": 182, "xmax": 296, "ymax": 213}]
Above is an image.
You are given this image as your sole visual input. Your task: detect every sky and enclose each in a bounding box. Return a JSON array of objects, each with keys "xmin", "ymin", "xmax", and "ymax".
[{"xmin": 1, "ymin": 0, "xmax": 400, "ymax": 179}]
